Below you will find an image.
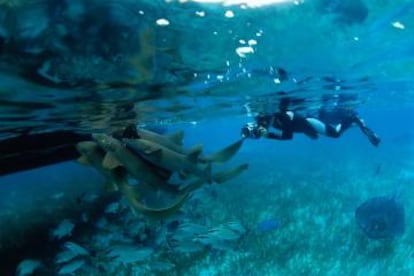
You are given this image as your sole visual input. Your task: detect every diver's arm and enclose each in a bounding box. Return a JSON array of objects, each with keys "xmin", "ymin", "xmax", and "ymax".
[
  {"xmin": 241, "ymin": 120, "xmax": 293, "ymax": 140},
  {"xmin": 264, "ymin": 129, "xmax": 293, "ymax": 140}
]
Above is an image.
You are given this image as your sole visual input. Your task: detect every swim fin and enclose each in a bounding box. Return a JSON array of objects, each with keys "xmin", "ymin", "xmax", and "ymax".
[{"xmin": 362, "ymin": 127, "xmax": 381, "ymax": 146}]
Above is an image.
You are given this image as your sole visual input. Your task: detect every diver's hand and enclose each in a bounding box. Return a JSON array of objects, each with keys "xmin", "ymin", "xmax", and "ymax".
[
  {"xmin": 241, "ymin": 123, "xmax": 260, "ymax": 139},
  {"xmin": 241, "ymin": 123, "xmax": 268, "ymax": 139},
  {"xmin": 241, "ymin": 125, "xmax": 253, "ymax": 138},
  {"xmin": 257, "ymin": 126, "xmax": 268, "ymax": 138}
]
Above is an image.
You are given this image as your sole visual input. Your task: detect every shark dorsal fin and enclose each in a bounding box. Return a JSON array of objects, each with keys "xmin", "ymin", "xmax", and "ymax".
[
  {"xmin": 212, "ymin": 163, "xmax": 249, "ymax": 184},
  {"xmin": 102, "ymin": 152, "xmax": 122, "ymax": 169},
  {"xmin": 77, "ymin": 155, "xmax": 91, "ymax": 166},
  {"xmin": 202, "ymin": 139, "xmax": 244, "ymax": 164},
  {"xmin": 167, "ymin": 130, "xmax": 184, "ymax": 145},
  {"xmin": 187, "ymin": 144, "xmax": 203, "ymax": 161}
]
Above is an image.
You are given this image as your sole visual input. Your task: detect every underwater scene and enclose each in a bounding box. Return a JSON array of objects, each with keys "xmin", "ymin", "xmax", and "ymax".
[{"xmin": 1, "ymin": 0, "xmax": 414, "ymax": 275}]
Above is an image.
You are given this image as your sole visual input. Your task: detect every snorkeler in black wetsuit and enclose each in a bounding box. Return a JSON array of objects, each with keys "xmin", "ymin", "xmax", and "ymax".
[
  {"xmin": 241, "ymin": 111, "xmax": 343, "ymax": 140},
  {"xmin": 241, "ymin": 99, "xmax": 381, "ymax": 146}
]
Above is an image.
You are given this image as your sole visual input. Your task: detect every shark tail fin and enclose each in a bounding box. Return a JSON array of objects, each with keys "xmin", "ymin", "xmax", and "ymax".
[
  {"xmin": 202, "ymin": 139, "xmax": 244, "ymax": 164},
  {"xmin": 213, "ymin": 163, "xmax": 249, "ymax": 184},
  {"xmin": 118, "ymin": 178, "xmax": 190, "ymax": 218}
]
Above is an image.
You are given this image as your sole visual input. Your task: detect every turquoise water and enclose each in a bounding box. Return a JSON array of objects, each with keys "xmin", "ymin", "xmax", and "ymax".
[{"xmin": 1, "ymin": 0, "xmax": 414, "ymax": 275}]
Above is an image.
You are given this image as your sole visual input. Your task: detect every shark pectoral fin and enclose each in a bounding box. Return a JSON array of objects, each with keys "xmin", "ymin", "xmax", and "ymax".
[
  {"xmin": 167, "ymin": 130, "xmax": 184, "ymax": 145},
  {"xmin": 212, "ymin": 163, "xmax": 249, "ymax": 184},
  {"xmin": 187, "ymin": 144, "xmax": 203, "ymax": 162},
  {"xmin": 102, "ymin": 152, "xmax": 122, "ymax": 169},
  {"xmin": 203, "ymin": 139, "xmax": 244, "ymax": 164},
  {"xmin": 77, "ymin": 155, "xmax": 91, "ymax": 166}
]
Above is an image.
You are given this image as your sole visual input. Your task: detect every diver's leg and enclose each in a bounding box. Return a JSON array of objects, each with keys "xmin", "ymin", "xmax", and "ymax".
[
  {"xmin": 353, "ymin": 116, "xmax": 381, "ymax": 146},
  {"xmin": 325, "ymin": 124, "xmax": 341, "ymax": 138},
  {"xmin": 305, "ymin": 118, "xmax": 340, "ymax": 138}
]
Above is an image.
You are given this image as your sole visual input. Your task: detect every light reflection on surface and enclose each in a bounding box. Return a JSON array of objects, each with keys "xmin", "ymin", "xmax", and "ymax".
[{"xmin": 181, "ymin": 0, "xmax": 296, "ymax": 8}]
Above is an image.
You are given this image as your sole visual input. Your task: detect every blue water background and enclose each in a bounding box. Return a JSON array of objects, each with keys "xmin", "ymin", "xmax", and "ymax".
[{"xmin": 1, "ymin": 0, "xmax": 414, "ymax": 274}]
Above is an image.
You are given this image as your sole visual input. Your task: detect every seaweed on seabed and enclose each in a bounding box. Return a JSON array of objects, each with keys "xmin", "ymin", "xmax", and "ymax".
[{"xmin": 354, "ymin": 234, "xmax": 397, "ymax": 260}]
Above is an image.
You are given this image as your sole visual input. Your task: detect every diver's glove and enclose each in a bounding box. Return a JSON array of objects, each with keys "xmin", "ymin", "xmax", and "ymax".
[{"xmin": 241, "ymin": 123, "xmax": 267, "ymax": 139}]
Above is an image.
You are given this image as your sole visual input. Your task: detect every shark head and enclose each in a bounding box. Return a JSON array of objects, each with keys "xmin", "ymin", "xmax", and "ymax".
[
  {"xmin": 76, "ymin": 141, "xmax": 99, "ymax": 157},
  {"xmin": 92, "ymin": 133, "xmax": 120, "ymax": 153}
]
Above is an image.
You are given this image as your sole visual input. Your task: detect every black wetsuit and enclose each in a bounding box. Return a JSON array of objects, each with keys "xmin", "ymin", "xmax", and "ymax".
[
  {"xmin": 318, "ymin": 107, "xmax": 380, "ymax": 146},
  {"xmin": 318, "ymin": 108, "xmax": 355, "ymax": 132},
  {"xmin": 254, "ymin": 111, "xmax": 340, "ymax": 140},
  {"xmin": 242, "ymin": 109, "xmax": 380, "ymax": 146}
]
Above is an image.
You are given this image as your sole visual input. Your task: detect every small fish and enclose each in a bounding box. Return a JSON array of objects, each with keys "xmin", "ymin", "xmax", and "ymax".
[
  {"xmin": 51, "ymin": 192, "xmax": 65, "ymax": 200},
  {"xmin": 106, "ymin": 246, "xmax": 153, "ymax": 265},
  {"xmin": 50, "ymin": 219, "xmax": 75, "ymax": 240},
  {"xmin": 225, "ymin": 221, "xmax": 246, "ymax": 234},
  {"xmin": 55, "ymin": 242, "xmax": 89, "ymax": 265},
  {"xmin": 77, "ymin": 192, "xmax": 99, "ymax": 204},
  {"xmin": 149, "ymin": 261, "xmax": 176, "ymax": 272},
  {"xmin": 58, "ymin": 259, "xmax": 86, "ymax": 275},
  {"xmin": 374, "ymin": 163, "xmax": 382, "ymax": 176},
  {"xmin": 81, "ymin": 212, "xmax": 89, "ymax": 223},
  {"xmin": 257, "ymin": 219, "xmax": 280, "ymax": 233},
  {"xmin": 95, "ymin": 217, "xmax": 108, "ymax": 230},
  {"xmin": 55, "ymin": 250, "xmax": 77, "ymax": 265},
  {"xmin": 193, "ymin": 221, "xmax": 246, "ymax": 250},
  {"xmin": 63, "ymin": 241, "xmax": 89, "ymax": 256},
  {"xmin": 16, "ymin": 259, "xmax": 42, "ymax": 276},
  {"xmin": 174, "ymin": 222, "xmax": 209, "ymax": 238},
  {"xmin": 197, "ymin": 227, "xmax": 239, "ymax": 243},
  {"xmin": 171, "ymin": 239, "xmax": 205, "ymax": 254},
  {"xmin": 105, "ymin": 202, "xmax": 120, "ymax": 214}
]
